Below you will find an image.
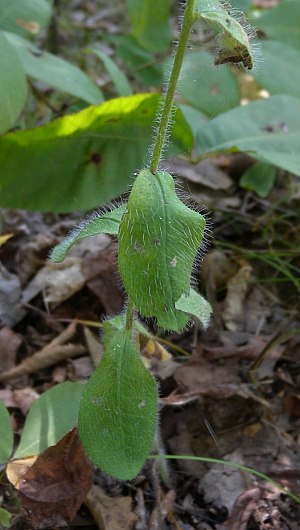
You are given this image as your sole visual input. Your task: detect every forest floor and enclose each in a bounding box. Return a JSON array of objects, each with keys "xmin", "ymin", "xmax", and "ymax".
[{"xmin": 1, "ymin": 1, "xmax": 300, "ymax": 529}]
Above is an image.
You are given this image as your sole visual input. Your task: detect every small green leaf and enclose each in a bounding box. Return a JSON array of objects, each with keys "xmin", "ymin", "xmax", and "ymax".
[
  {"xmin": 78, "ymin": 327, "xmax": 158, "ymax": 480},
  {"xmin": 118, "ymin": 170, "xmax": 206, "ymax": 331},
  {"xmin": 194, "ymin": 0, "xmax": 254, "ymax": 69},
  {"xmin": 126, "ymin": 0, "xmax": 171, "ymax": 52},
  {"xmin": 0, "ymin": 400, "xmax": 13, "ymax": 464},
  {"xmin": 180, "ymin": 50, "xmax": 240, "ymax": 116},
  {"xmin": 89, "ymin": 47, "xmax": 132, "ymax": 96},
  {"xmin": 4, "ymin": 31, "xmax": 103, "ymax": 105},
  {"xmin": 0, "ymin": 0, "xmax": 51, "ymax": 37},
  {"xmin": 240, "ymin": 161, "xmax": 277, "ymax": 198},
  {"xmin": 14, "ymin": 382, "xmax": 84, "ymax": 458},
  {"xmin": 175, "ymin": 288, "xmax": 212, "ymax": 329},
  {"xmin": 0, "ymin": 31, "xmax": 27, "ymax": 134},
  {"xmin": 256, "ymin": 0, "xmax": 300, "ymax": 50},
  {"xmin": 50, "ymin": 204, "xmax": 127, "ymax": 263},
  {"xmin": 0, "ymin": 507, "xmax": 11, "ymax": 528},
  {"xmin": 196, "ymin": 95, "xmax": 300, "ymax": 176}
]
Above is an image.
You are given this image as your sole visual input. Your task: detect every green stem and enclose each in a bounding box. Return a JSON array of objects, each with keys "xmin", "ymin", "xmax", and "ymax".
[
  {"xmin": 150, "ymin": 0, "xmax": 196, "ymax": 174},
  {"xmin": 149, "ymin": 454, "xmax": 300, "ymax": 505}
]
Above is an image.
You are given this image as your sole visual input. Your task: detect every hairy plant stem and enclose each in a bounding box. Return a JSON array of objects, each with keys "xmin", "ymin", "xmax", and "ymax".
[{"xmin": 150, "ymin": 0, "xmax": 196, "ymax": 174}]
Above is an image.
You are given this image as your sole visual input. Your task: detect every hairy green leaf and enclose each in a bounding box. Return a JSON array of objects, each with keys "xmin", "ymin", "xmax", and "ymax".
[
  {"xmin": 175, "ymin": 288, "xmax": 212, "ymax": 329},
  {"xmin": 194, "ymin": 0, "xmax": 254, "ymax": 69},
  {"xmin": 0, "ymin": 400, "xmax": 13, "ymax": 464},
  {"xmin": 78, "ymin": 327, "xmax": 157, "ymax": 480},
  {"xmin": 0, "ymin": 93, "xmax": 192, "ymax": 212},
  {"xmin": 15, "ymin": 382, "xmax": 84, "ymax": 458},
  {"xmin": 50, "ymin": 204, "xmax": 127, "ymax": 263},
  {"xmin": 118, "ymin": 170, "xmax": 206, "ymax": 331},
  {"xmin": 0, "ymin": 32, "xmax": 27, "ymax": 134},
  {"xmin": 4, "ymin": 31, "xmax": 103, "ymax": 105},
  {"xmin": 196, "ymin": 95, "xmax": 300, "ymax": 176}
]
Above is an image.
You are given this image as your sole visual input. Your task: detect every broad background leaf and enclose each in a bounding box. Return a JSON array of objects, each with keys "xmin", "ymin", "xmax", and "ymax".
[
  {"xmin": 253, "ymin": 41, "xmax": 300, "ymax": 99},
  {"xmin": 4, "ymin": 31, "xmax": 103, "ymax": 105},
  {"xmin": 78, "ymin": 328, "xmax": 157, "ymax": 480},
  {"xmin": 196, "ymin": 95, "xmax": 300, "ymax": 176},
  {"xmin": 89, "ymin": 46, "xmax": 132, "ymax": 96},
  {"xmin": 113, "ymin": 35, "xmax": 163, "ymax": 86},
  {"xmin": 240, "ymin": 161, "xmax": 277, "ymax": 198},
  {"xmin": 0, "ymin": 94, "xmax": 193, "ymax": 212},
  {"xmin": 0, "ymin": 400, "xmax": 13, "ymax": 464},
  {"xmin": 256, "ymin": 0, "xmax": 300, "ymax": 50},
  {"xmin": 0, "ymin": 32, "xmax": 27, "ymax": 134},
  {"xmin": 0, "ymin": 0, "xmax": 51, "ymax": 37},
  {"xmin": 179, "ymin": 51, "xmax": 240, "ymax": 116},
  {"xmin": 126, "ymin": 0, "xmax": 170, "ymax": 52},
  {"xmin": 14, "ymin": 382, "xmax": 84, "ymax": 458}
]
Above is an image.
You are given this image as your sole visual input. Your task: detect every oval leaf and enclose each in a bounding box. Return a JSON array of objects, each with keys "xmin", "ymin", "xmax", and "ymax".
[
  {"xmin": 0, "ymin": 31, "xmax": 27, "ymax": 134},
  {"xmin": 50, "ymin": 203, "xmax": 127, "ymax": 263},
  {"xmin": 4, "ymin": 31, "xmax": 103, "ymax": 105},
  {"xmin": 196, "ymin": 95, "xmax": 300, "ymax": 176},
  {"xmin": 0, "ymin": 400, "xmax": 13, "ymax": 464},
  {"xmin": 14, "ymin": 382, "xmax": 84, "ymax": 458},
  {"xmin": 78, "ymin": 327, "xmax": 158, "ymax": 480},
  {"xmin": 0, "ymin": 94, "xmax": 192, "ymax": 212},
  {"xmin": 118, "ymin": 170, "xmax": 206, "ymax": 331},
  {"xmin": 180, "ymin": 50, "xmax": 240, "ymax": 116},
  {"xmin": 127, "ymin": 0, "xmax": 171, "ymax": 52}
]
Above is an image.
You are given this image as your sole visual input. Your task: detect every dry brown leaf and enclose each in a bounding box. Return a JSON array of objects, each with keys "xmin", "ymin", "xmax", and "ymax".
[
  {"xmin": 85, "ymin": 484, "xmax": 137, "ymax": 530},
  {"xmin": 17, "ymin": 428, "xmax": 93, "ymax": 529},
  {"xmin": 0, "ymin": 326, "xmax": 22, "ymax": 372},
  {"xmin": 222, "ymin": 265, "xmax": 253, "ymax": 332},
  {"xmin": 6, "ymin": 456, "xmax": 38, "ymax": 489}
]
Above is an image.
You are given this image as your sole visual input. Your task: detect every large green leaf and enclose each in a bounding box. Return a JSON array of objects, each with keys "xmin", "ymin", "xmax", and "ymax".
[
  {"xmin": 0, "ymin": 32, "xmax": 27, "ymax": 135},
  {"xmin": 256, "ymin": 0, "xmax": 300, "ymax": 50},
  {"xmin": 0, "ymin": 0, "xmax": 51, "ymax": 37},
  {"xmin": 50, "ymin": 204, "xmax": 127, "ymax": 263},
  {"xmin": 0, "ymin": 93, "xmax": 193, "ymax": 212},
  {"xmin": 126, "ymin": 0, "xmax": 171, "ymax": 52},
  {"xmin": 118, "ymin": 170, "xmax": 206, "ymax": 331},
  {"xmin": 253, "ymin": 41, "xmax": 300, "ymax": 99},
  {"xmin": 78, "ymin": 327, "xmax": 158, "ymax": 480},
  {"xmin": 196, "ymin": 95, "xmax": 300, "ymax": 176},
  {"xmin": 0, "ymin": 400, "xmax": 13, "ymax": 464},
  {"xmin": 180, "ymin": 50, "xmax": 240, "ymax": 116},
  {"xmin": 14, "ymin": 382, "xmax": 84, "ymax": 458},
  {"xmin": 4, "ymin": 31, "xmax": 103, "ymax": 105}
]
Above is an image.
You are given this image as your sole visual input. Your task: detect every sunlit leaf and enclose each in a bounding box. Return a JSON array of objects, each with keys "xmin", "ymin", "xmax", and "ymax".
[{"xmin": 0, "ymin": 94, "xmax": 192, "ymax": 212}]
